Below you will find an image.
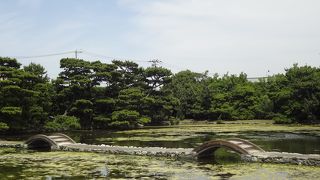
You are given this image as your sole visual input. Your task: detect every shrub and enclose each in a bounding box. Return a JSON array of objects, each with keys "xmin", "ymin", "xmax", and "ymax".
[
  {"xmin": 138, "ymin": 116, "xmax": 151, "ymax": 124},
  {"xmin": 273, "ymin": 114, "xmax": 292, "ymax": 124},
  {"xmin": 0, "ymin": 122, "xmax": 9, "ymax": 131},
  {"xmin": 93, "ymin": 115, "xmax": 111, "ymax": 129},
  {"xmin": 0, "ymin": 107, "xmax": 22, "ymax": 116},
  {"xmin": 44, "ymin": 115, "xmax": 81, "ymax": 131},
  {"xmin": 216, "ymin": 120, "xmax": 224, "ymax": 124},
  {"xmin": 111, "ymin": 110, "xmax": 150, "ymax": 129},
  {"xmin": 169, "ymin": 117, "xmax": 180, "ymax": 125}
]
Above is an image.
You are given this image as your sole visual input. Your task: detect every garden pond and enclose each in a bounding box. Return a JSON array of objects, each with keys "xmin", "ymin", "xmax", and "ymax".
[{"xmin": 1, "ymin": 121, "xmax": 320, "ymax": 179}]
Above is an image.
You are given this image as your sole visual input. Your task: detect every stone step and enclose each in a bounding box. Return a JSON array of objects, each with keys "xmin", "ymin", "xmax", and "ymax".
[
  {"xmin": 243, "ymin": 146, "xmax": 260, "ymax": 151},
  {"xmin": 246, "ymin": 149, "xmax": 261, "ymax": 154},
  {"xmin": 238, "ymin": 144, "xmax": 253, "ymax": 149},
  {"xmin": 228, "ymin": 140, "xmax": 243, "ymax": 144},
  {"xmin": 57, "ymin": 142, "xmax": 72, "ymax": 145},
  {"xmin": 51, "ymin": 138, "xmax": 69, "ymax": 142},
  {"xmin": 55, "ymin": 140, "xmax": 71, "ymax": 144},
  {"xmin": 48, "ymin": 136, "xmax": 62, "ymax": 139}
]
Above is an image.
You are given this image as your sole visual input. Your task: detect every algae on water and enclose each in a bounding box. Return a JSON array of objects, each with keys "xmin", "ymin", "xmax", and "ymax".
[
  {"xmin": 1, "ymin": 121, "xmax": 320, "ymax": 179},
  {"xmin": 0, "ymin": 148, "xmax": 320, "ymax": 179}
]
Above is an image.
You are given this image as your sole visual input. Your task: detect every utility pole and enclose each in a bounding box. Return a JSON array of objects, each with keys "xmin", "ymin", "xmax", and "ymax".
[
  {"xmin": 266, "ymin": 70, "xmax": 270, "ymax": 77},
  {"xmin": 148, "ymin": 59, "xmax": 162, "ymax": 67},
  {"xmin": 75, "ymin": 49, "xmax": 83, "ymax": 59}
]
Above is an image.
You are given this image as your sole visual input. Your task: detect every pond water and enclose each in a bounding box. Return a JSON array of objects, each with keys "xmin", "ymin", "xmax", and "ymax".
[
  {"xmin": 61, "ymin": 129, "xmax": 320, "ymax": 154},
  {"xmin": 2, "ymin": 147, "xmax": 319, "ymax": 179},
  {"xmin": 1, "ymin": 123, "xmax": 320, "ymax": 179}
]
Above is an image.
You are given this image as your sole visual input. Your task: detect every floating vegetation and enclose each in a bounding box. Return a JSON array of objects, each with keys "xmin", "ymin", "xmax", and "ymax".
[
  {"xmin": 0, "ymin": 148, "xmax": 320, "ymax": 179},
  {"xmin": 88, "ymin": 122, "xmax": 320, "ymax": 153},
  {"xmin": 119, "ymin": 122, "xmax": 320, "ymax": 136},
  {"xmin": 96, "ymin": 134, "xmax": 203, "ymax": 142},
  {"xmin": 1, "ymin": 121, "xmax": 320, "ymax": 179}
]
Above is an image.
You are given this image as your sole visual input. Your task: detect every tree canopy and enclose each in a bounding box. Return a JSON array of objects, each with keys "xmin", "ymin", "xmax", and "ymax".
[{"xmin": 1, "ymin": 57, "xmax": 319, "ymax": 132}]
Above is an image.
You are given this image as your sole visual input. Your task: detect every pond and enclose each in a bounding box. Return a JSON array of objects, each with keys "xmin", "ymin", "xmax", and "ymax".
[
  {"xmin": 1, "ymin": 148, "xmax": 320, "ymax": 179},
  {"xmin": 61, "ymin": 127, "xmax": 320, "ymax": 154},
  {"xmin": 1, "ymin": 121, "xmax": 320, "ymax": 179}
]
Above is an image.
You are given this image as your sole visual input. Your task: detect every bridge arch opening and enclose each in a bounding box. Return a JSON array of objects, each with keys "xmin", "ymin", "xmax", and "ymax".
[
  {"xmin": 197, "ymin": 146, "xmax": 242, "ymax": 163},
  {"xmin": 197, "ymin": 145, "xmax": 246, "ymax": 157},
  {"xmin": 27, "ymin": 139, "xmax": 53, "ymax": 151}
]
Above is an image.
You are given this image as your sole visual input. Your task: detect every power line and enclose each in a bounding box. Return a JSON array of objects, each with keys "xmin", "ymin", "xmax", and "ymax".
[
  {"xmin": 12, "ymin": 49, "xmax": 84, "ymax": 60},
  {"xmin": 83, "ymin": 50, "xmax": 149, "ymax": 63},
  {"xmin": 9, "ymin": 50, "xmax": 151, "ymax": 64},
  {"xmin": 7, "ymin": 50, "xmax": 272, "ymax": 79},
  {"xmin": 82, "ymin": 51, "xmax": 116, "ymax": 60},
  {"xmin": 13, "ymin": 51, "xmax": 75, "ymax": 59}
]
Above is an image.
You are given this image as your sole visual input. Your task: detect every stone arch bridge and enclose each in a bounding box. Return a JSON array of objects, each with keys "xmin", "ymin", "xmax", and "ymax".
[
  {"xmin": 25, "ymin": 133, "xmax": 264, "ymax": 158},
  {"xmin": 25, "ymin": 133, "xmax": 76, "ymax": 150},
  {"xmin": 193, "ymin": 138, "xmax": 265, "ymax": 157}
]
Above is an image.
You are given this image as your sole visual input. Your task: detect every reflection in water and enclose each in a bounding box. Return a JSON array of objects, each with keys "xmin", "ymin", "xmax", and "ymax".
[
  {"xmin": 253, "ymin": 138, "xmax": 320, "ymax": 154},
  {"xmin": 61, "ymin": 130, "xmax": 320, "ymax": 154},
  {"xmin": 1, "ymin": 129, "xmax": 320, "ymax": 179},
  {"xmin": 1, "ymin": 130, "xmax": 320, "ymax": 154},
  {"xmin": 244, "ymin": 132, "xmax": 320, "ymax": 154},
  {"xmin": 198, "ymin": 148, "xmax": 242, "ymax": 165}
]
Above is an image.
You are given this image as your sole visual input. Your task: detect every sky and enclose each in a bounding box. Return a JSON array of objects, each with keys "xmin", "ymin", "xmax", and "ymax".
[{"xmin": 1, "ymin": 0, "xmax": 320, "ymax": 78}]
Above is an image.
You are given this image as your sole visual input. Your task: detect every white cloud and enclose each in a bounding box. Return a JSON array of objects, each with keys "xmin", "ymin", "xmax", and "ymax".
[
  {"xmin": 1, "ymin": 0, "xmax": 320, "ymax": 78},
  {"xmin": 119, "ymin": 0, "xmax": 320, "ymax": 76}
]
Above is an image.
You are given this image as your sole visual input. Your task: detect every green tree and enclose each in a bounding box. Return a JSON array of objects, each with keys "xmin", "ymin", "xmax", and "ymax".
[
  {"xmin": 111, "ymin": 110, "xmax": 150, "ymax": 129},
  {"xmin": 108, "ymin": 60, "xmax": 144, "ymax": 97},
  {"xmin": 285, "ymin": 64, "xmax": 320, "ymax": 123},
  {"xmin": 145, "ymin": 66, "xmax": 172, "ymax": 92},
  {"xmin": 23, "ymin": 63, "xmax": 49, "ymax": 83},
  {"xmin": 0, "ymin": 58, "xmax": 52, "ymax": 131},
  {"xmin": 208, "ymin": 73, "xmax": 260, "ymax": 120},
  {"xmin": 166, "ymin": 70, "xmax": 211, "ymax": 119},
  {"xmin": 69, "ymin": 99, "xmax": 94, "ymax": 129}
]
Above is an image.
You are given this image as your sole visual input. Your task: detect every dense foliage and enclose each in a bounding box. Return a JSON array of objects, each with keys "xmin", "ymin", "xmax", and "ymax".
[
  {"xmin": 44, "ymin": 115, "xmax": 80, "ymax": 131},
  {"xmin": 0, "ymin": 57, "xmax": 319, "ymax": 132}
]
